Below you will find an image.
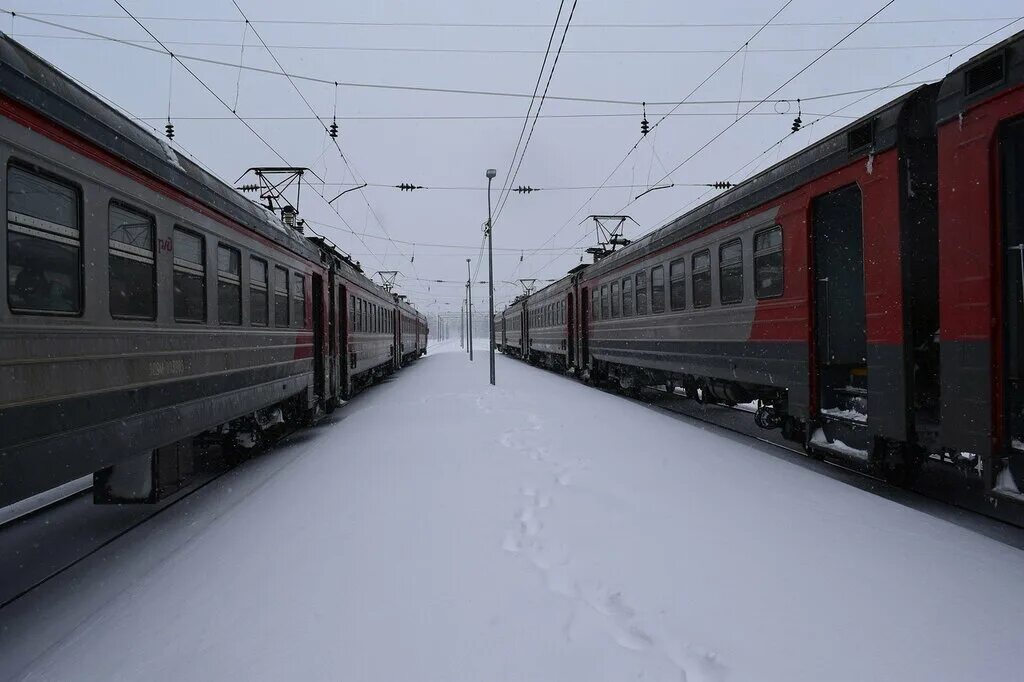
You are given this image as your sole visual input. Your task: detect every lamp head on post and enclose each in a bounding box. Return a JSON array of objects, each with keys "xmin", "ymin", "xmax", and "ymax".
[{"xmin": 486, "ymin": 168, "xmax": 497, "ymax": 180}]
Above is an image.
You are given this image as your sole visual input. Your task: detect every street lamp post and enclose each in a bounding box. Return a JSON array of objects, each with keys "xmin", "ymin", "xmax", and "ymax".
[
  {"xmin": 485, "ymin": 168, "xmax": 496, "ymax": 385},
  {"xmin": 466, "ymin": 258, "xmax": 473, "ymax": 361}
]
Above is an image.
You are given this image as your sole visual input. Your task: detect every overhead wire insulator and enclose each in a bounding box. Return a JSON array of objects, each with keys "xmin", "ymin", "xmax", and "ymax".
[
  {"xmin": 640, "ymin": 101, "xmax": 649, "ymax": 136},
  {"xmin": 513, "ymin": 186, "xmax": 537, "ymax": 194},
  {"xmin": 396, "ymin": 183, "xmax": 424, "ymax": 191},
  {"xmin": 165, "ymin": 121, "xmax": 175, "ymax": 140},
  {"xmin": 710, "ymin": 181, "xmax": 733, "ymax": 190},
  {"xmin": 329, "ymin": 119, "xmax": 339, "ymax": 138},
  {"xmin": 791, "ymin": 98, "xmax": 802, "ymax": 133}
]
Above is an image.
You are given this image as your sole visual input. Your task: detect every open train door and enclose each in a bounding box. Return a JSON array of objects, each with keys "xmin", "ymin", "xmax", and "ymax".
[
  {"xmin": 1001, "ymin": 117, "xmax": 1024, "ymax": 488},
  {"xmin": 811, "ymin": 184, "xmax": 869, "ymax": 451}
]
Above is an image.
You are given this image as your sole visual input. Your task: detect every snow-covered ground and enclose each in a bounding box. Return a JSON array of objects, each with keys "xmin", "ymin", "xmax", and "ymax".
[{"xmin": 2, "ymin": 339, "xmax": 1024, "ymax": 681}]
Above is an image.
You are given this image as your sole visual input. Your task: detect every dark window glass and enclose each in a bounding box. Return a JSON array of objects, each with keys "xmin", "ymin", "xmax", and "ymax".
[
  {"xmin": 754, "ymin": 226, "xmax": 784, "ymax": 299},
  {"xmin": 173, "ymin": 228, "xmax": 205, "ymax": 322},
  {"xmin": 109, "ymin": 203, "xmax": 155, "ymax": 319},
  {"xmin": 349, "ymin": 295, "xmax": 355, "ymax": 330},
  {"xmin": 651, "ymin": 265, "xmax": 665, "ymax": 313},
  {"xmin": 7, "ymin": 165, "xmax": 81, "ymax": 314},
  {"xmin": 669, "ymin": 259, "xmax": 686, "ymax": 311},
  {"xmin": 720, "ymin": 239, "xmax": 743, "ymax": 304},
  {"xmin": 592, "ymin": 288, "xmax": 600, "ymax": 320},
  {"xmin": 622, "ymin": 277, "xmax": 633, "ymax": 316},
  {"xmin": 217, "ymin": 245, "xmax": 242, "ymax": 325},
  {"xmin": 250, "ymin": 257, "xmax": 269, "ymax": 326},
  {"xmin": 635, "ymin": 271, "xmax": 647, "ymax": 315},
  {"xmin": 293, "ymin": 273, "xmax": 305, "ymax": 327},
  {"xmin": 611, "ymin": 281, "xmax": 620, "ymax": 318},
  {"xmin": 601, "ymin": 284, "xmax": 610, "ymax": 320},
  {"xmin": 692, "ymin": 250, "xmax": 711, "ymax": 308},
  {"xmin": 274, "ymin": 266, "xmax": 289, "ymax": 326}
]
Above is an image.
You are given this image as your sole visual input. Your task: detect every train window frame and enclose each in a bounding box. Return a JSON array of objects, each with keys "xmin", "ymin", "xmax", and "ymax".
[
  {"xmin": 6, "ymin": 162, "xmax": 84, "ymax": 316},
  {"xmin": 692, "ymin": 249, "xmax": 712, "ymax": 309},
  {"xmin": 622, "ymin": 277, "xmax": 633, "ymax": 317},
  {"xmin": 610, "ymin": 280, "xmax": 621, "ymax": 318},
  {"xmin": 651, "ymin": 265, "xmax": 665, "ymax": 313},
  {"xmin": 292, "ymin": 272, "xmax": 305, "ymax": 328},
  {"xmin": 601, "ymin": 284, "xmax": 610, "ymax": 320},
  {"xmin": 172, "ymin": 226, "xmax": 207, "ymax": 324},
  {"xmin": 719, "ymin": 238, "xmax": 744, "ymax": 305},
  {"xmin": 108, "ymin": 200, "xmax": 156, "ymax": 321},
  {"xmin": 754, "ymin": 225, "xmax": 784, "ymax": 299},
  {"xmin": 349, "ymin": 294, "xmax": 355, "ymax": 331},
  {"xmin": 274, "ymin": 265, "xmax": 289, "ymax": 327},
  {"xmin": 250, "ymin": 256, "xmax": 269, "ymax": 326},
  {"xmin": 635, "ymin": 270, "xmax": 647, "ymax": 316},
  {"xmin": 216, "ymin": 243, "xmax": 243, "ymax": 326},
  {"xmin": 669, "ymin": 258, "xmax": 686, "ymax": 311},
  {"xmin": 592, "ymin": 287, "xmax": 600, "ymax": 321}
]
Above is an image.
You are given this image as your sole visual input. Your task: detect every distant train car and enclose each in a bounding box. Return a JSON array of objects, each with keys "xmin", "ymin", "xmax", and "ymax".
[
  {"xmin": 935, "ymin": 32, "xmax": 1024, "ymax": 492},
  {"xmin": 397, "ymin": 297, "xmax": 428, "ymax": 364},
  {"xmin": 0, "ymin": 35, "xmax": 424, "ymax": 507},
  {"xmin": 523, "ymin": 275, "xmax": 574, "ymax": 370},
  {"xmin": 501, "ymin": 296, "xmax": 527, "ymax": 358}
]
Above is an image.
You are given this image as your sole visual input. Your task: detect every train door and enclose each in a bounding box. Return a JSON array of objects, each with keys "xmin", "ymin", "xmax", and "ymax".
[
  {"xmin": 812, "ymin": 185, "xmax": 868, "ymax": 427},
  {"xmin": 392, "ymin": 309, "xmax": 400, "ymax": 368},
  {"xmin": 1001, "ymin": 117, "xmax": 1024, "ymax": 484},
  {"xmin": 312, "ymin": 274, "xmax": 326, "ymax": 403},
  {"xmin": 580, "ymin": 287, "xmax": 590, "ymax": 365},
  {"xmin": 339, "ymin": 284, "xmax": 351, "ymax": 397},
  {"xmin": 567, "ymin": 293, "xmax": 576, "ymax": 367},
  {"xmin": 327, "ymin": 271, "xmax": 338, "ymax": 402}
]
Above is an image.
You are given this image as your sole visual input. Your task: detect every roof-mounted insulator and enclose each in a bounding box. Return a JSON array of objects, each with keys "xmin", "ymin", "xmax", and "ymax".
[{"xmin": 165, "ymin": 121, "xmax": 175, "ymax": 140}]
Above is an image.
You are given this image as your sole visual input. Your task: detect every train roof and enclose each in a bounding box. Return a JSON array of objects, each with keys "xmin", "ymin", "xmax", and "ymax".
[
  {"xmin": 937, "ymin": 27, "xmax": 1024, "ymax": 124},
  {"xmin": 581, "ymin": 83, "xmax": 938, "ymax": 282},
  {"xmin": 0, "ymin": 34, "xmax": 319, "ymax": 261}
]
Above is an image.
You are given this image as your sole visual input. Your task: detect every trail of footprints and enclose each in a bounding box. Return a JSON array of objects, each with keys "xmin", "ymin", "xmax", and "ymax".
[{"xmin": 495, "ymin": 411, "xmax": 726, "ymax": 682}]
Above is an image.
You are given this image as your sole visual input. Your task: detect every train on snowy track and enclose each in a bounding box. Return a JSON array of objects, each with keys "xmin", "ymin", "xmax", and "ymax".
[
  {"xmin": 0, "ymin": 35, "xmax": 427, "ymax": 508},
  {"xmin": 497, "ymin": 29, "xmax": 1024, "ymax": 521}
]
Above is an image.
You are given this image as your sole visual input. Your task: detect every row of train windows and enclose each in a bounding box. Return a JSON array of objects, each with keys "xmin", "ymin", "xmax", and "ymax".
[
  {"xmin": 350, "ymin": 295, "xmax": 393, "ymax": 334},
  {"xmin": 5, "ymin": 163, "xmax": 309, "ymax": 327},
  {"xmin": 591, "ymin": 227, "xmax": 783, "ymax": 321},
  {"xmin": 530, "ymin": 300, "xmax": 566, "ymax": 328}
]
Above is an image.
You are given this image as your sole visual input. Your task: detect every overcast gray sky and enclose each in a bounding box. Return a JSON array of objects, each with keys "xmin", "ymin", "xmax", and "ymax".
[{"xmin": 5, "ymin": 0, "xmax": 1022, "ymax": 313}]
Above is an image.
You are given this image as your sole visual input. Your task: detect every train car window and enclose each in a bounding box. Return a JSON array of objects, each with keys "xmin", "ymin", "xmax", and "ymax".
[
  {"xmin": 274, "ymin": 266, "xmax": 289, "ymax": 326},
  {"xmin": 601, "ymin": 285, "xmax": 610, "ymax": 320},
  {"xmin": 611, "ymin": 281, "xmax": 621, "ymax": 317},
  {"xmin": 7, "ymin": 165, "xmax": 81, "ymax": 314},
  {"xmin": 622, "ymin": 277, "xmax": 633, "ymax": 316},
  {"xmin": 669, "ymin": 259, "xmax": 686, "ymax": 311},
  {"xmin": 592, "ymin": 288, "xmax": 599, "ymax": 320},
  {"xmin": 719, "ymin": 239, "xmax": 743, "ymax": 305},
  {"xmin": 635, "ymin": 271, "xmax": 648, "ymax": 315},
  {"xmin": 651, "ymin": 265, "xmax": 665, "ymax": 313},
  {"xmin": 292, "ymin": 273, "xmax": 305, "ymax": 327},
  {"xmin": 173, "ymin": 228, "xmax": 206, "ymax": 322},
  {"xmin": 754, "ymin": 226, "xmax": 784, "ymax": 299},
  {"xmin": 250, "ymin": 257, "xmax": 269, "ymax": 326},
  {"xmin": 692, "ymin": 250, "xmax": 711, "ymax": 308},
  {"xmin": 108, "ymin": 202, "xmax": 155, "ymax": 319},
  {"xmin": 216, "ymin": 245, "xmax": 242, "ymax": 325},
  {"xmin": 349, "ymin": 295, "xmax": 355, "ymax": 330}
]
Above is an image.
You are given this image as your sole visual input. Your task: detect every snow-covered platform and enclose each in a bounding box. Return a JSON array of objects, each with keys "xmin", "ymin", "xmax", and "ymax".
[{"xmin": 2, "ymin": 340, "xmax": 1023, "ymax": 681}]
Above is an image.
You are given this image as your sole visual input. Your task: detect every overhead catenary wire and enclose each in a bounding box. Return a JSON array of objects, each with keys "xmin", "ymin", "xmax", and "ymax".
[
  {"xmin": 510, "ymin": 0, "xmax": 796, "ymax": 283},
  {"xmin": 109, "ymin": 0, "xmax": 390, "ymax": 274},
  {"xmin": 0, "ymin": 12, "xmax": 942, "ymax": 109},
  {"xmin": 10, "ymin": 10, "xmax": 1019, "ymax": 29},
  {"xmin": 523, "ymin": 0, "xmax": 898, "ymax": 282}
]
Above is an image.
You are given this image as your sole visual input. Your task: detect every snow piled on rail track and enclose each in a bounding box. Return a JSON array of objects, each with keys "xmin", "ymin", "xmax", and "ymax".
[{"xmin": 2, "ymin": 339, "xmax": 1023, "ymax": 681}]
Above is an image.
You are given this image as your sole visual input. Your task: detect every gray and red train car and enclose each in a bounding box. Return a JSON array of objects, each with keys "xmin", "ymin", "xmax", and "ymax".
[
  {"xmin": 0, "ymin": 35, "xmax": 427, "ymax": 507},
  {"xmin": 498, "ymin": 30, "xmax": 1024, "ymax": 515}
]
